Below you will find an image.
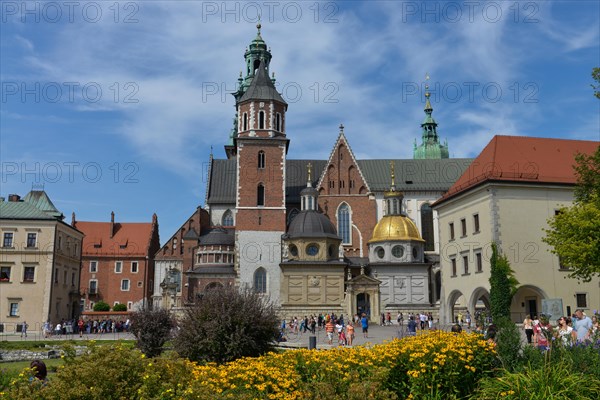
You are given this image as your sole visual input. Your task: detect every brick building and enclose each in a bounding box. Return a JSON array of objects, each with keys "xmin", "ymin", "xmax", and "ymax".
[
  {"xmin": 194, "ymin": 25, "xmax": 471, "ymax": 322},
  {"xmin": 75, "ymin": 212, "xmax": 160, "ymax": 311}
]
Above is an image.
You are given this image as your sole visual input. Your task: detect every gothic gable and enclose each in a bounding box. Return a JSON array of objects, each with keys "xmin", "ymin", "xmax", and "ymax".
[{"xmin": 317, "ymin": 129, "xmax": 371, "ymax": 196}]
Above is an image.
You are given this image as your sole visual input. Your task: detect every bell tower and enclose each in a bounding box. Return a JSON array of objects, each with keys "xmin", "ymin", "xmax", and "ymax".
[{"xmin": 233, "ymin": 24, "xmax": 288, "ymax": 305}]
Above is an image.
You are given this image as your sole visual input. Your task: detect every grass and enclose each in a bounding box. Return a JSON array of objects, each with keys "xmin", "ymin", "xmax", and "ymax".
[{"xmin": 0, "ymin": 339, "xmax": 135, "ymax": 351}]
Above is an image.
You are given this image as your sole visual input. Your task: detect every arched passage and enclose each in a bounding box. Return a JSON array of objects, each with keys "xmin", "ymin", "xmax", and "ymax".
[
  {"xmin": 446, "ymin": 290, "xmax": 467, "ymax": 324},
  {"xmin": 512, "ymin": 285, "xmax": 548, "ymax": 323}
]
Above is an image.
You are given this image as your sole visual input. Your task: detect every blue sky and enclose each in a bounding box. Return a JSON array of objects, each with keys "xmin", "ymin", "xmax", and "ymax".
[{"xmin": 1, "ymin": 1, "xmax": 599, "ymax": 243}]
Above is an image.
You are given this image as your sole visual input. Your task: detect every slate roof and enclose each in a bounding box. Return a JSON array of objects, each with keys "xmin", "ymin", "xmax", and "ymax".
[
  {"xmin": 434, "ymin": 136, "xmax": 600, "ymax": 205},
  {"xmin": 285, "ymin": 210, "xmax": 339, "ymax": 239},
  {"xmin": 206, "ymin": 158, "xmax": 472, "ymax": 205},
  {"xmin": 239, "ymin": 59, "xmax": 287, "ymax": 104}
]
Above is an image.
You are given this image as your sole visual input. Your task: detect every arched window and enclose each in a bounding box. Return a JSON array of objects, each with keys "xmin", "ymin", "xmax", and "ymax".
[
  {"xmin": 243, "ymin": 113, "xmax": 248, "ymax": 131},
  {"xmin": 420, "ymin": 203, "xmax": 434, "ymax": 251},
  {"xmin": 337, "ymin": 203, "xmax": 351, "ymax": 244},
  {"xmin": 259, "ymin": 111, "xmax": 265, "ymax": 129},
  {"xmin": 257, "ymin": 184, "xmax": 265, "ymax": 206},
  {"xmin": 275, "ymin": 113, "xmax": 281, "ymax": 131},
  {"xmin": 222, "ymin": 210, "xmax": 233, "ymax": 226},
  {"xmin": 254, "ymin": 267, "xmax": 267, "ymax": 293},
  {"xmin": 258, "ymin": 151, "xmax": 265, "ymax": 169}
]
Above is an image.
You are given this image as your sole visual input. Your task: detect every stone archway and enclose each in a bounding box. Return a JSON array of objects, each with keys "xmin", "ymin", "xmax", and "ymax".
[
  {"xmin": 469, "ymin": 287, "xmax": 490, "ymax": 313},
  {"xmin": 512, "ymin": 285, "xmax": 548, "ymax": 323},
  {"xmin": 446, "ymin": 290, "xmax": 467, "ymax": 324}
]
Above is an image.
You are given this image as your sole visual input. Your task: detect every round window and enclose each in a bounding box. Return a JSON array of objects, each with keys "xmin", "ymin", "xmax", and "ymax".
[
  {"xmin": 306, "ymin": 244, "xmax": 319, "ymax": 256},
  {"xmin": 376, "ymin": 246, "xmax": 385, "ymax": 259},
  {"xmin": 412, "ymin": 247, "xmax": 418, "ymax": 259},
  {"xmin": 392, "ymin": 245, "xmax": 404, "ymax": 258},
  {"xmin": 289, "ymin": 245, "xmax": 298, "ymax": 257}
]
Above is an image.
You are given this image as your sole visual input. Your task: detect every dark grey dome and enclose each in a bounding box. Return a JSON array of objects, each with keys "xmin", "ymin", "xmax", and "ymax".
[
  {"xmin": 199, "ymin": 227, "xmax": 235, "ymax": 246},
  {"xmin": 287, "ymin": 211, "xmax": 339, "ymax": 239}
]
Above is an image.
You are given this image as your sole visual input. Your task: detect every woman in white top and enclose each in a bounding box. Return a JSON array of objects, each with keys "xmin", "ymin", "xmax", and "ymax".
[{"xmin": 555, "ymin": 316, "xmax": 575, "ymax": 346}]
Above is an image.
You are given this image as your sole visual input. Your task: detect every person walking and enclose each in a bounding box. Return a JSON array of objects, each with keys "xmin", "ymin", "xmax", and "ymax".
[
  {"xmin": 407, "ymin": 316, "xmax": 417, "ymax": 336},
  {"xmin": 346, "ymin": 323, "xmax": 355, "ymax": 346},
  {"xmin": 325, "ymin": 318, "xmax": 335, "ymax": 345},
  {"xmin": 361, "ymin": 313, "xmax": 369, "ymax": 338},
  {"xmin": 523, "ymin": 315, "xmax": 534, "ymax": 344},
  {"xmin": 21, "ymin": 321, "xmax": 28, "ymax": 338}
]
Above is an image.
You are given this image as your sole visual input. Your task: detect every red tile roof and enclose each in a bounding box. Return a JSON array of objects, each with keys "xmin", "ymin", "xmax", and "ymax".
[
  {"xmin": 75, "ymin": 220, "xmax": 156, "ymax": 257},
  {"xmin": 435, "ymin": 135, "xmax": 599, "ymax": 204}
]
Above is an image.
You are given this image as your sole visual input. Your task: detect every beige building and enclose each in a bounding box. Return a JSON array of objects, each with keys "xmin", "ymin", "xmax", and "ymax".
[
  {"xmin": 433, "ymin": 136, "xmax": 600, "ymax": 324},
  {"xmin": 0, "ymin": 191, "xmax": 83, "ymax": 334}
]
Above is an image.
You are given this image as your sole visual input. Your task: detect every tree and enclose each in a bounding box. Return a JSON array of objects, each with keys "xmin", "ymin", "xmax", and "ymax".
[
  {"xmin": 129, "ymin": 307, "xmax": 175, "ymax": 358},
  {"xmin": 592, "ymin": 67, "xmax": 600, "ymax": 99},
  {"xmin": 173, "ymin": 286, "xmax": 279, "ymax": 364},
  {"xmin": 489, "ymin": 243, "xmax": 519, "ymax": 322},
  {"xmin": 112, "ymin": 303, "xmax": 127, "ymax": 311},
  {"xmin": 93, "ymin": 301, "xmax": 110, "ymax": 312},
  {"xmin": 543, "ymin": 145, "xmax": 600, "ymax": 282}
]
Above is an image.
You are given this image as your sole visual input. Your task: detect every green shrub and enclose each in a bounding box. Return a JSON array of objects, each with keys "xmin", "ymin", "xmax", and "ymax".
[
  {"xmin": 173, "ymin": 286, "xmax": 279, "ymax": 364},
  {"xmin": 130, "ymin": 307, "xmax": 175, "ymax": 358},
  {"xmin": 494, "ymin": 317, "xmax": 525, "ymax": 372},
  {"xmin": 92, "ymin": 301, "xmax": 110, "ymax": 312},
  {"xmin": 112, "ymin": 303, "xmax": 127, "ymax": 312},
  {"xmin": 472, "ymin": 361, "xmax": 600, "ymax": 399},
  {"xmin": 2, "ymin": 343, "xmax": 147, "ymax": 400}
]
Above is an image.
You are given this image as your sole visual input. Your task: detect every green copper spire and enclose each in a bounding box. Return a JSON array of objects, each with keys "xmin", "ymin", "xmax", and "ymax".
[
  {"xmin": 413, "ymin": 74, "xmax": 449, "ymax": 159},
  {"xmin": 233, "ymin": 23, "xmax": 273, "ymax": 101}
]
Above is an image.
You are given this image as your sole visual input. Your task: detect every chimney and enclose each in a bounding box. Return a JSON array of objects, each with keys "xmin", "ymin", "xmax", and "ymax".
[
  {"xmin": 8, "ymin": 194, "xmax": 21, "ymax": 202},
  {"xmin": 110, "ymin": 211, "xmax": 115, "ymax": 238},
  {"xmin": 71, "ymin": 212, "xmax": 76, "ymax": 226}
]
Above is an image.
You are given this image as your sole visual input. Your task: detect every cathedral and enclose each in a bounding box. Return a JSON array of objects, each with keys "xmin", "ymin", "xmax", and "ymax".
[{"xmin": 156, "ymin": 25, "xmax": 472, "ymax": 322}]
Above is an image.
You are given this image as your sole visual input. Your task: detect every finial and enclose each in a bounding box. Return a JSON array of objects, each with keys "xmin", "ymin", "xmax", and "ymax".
[
  {"xmin": 424, "ymin": 72, "xmax": 431, "ymax": 99},
  {"xmin": 390, "ymin": 161, "xmax": 396, "ymax": 190},
  {"xmin": 339, "ymin": 123, "xmax": 344, "ymax": 133},
  {"xmin": 239, "ymin": 71, "xmax": 242, "ymax": 78},
  {"xmin": 256, "ymin": 15, "xmax": 261, "ymax": 34},
  {"xmin": 272, "ymin": 72, "xmax": 275, "ymax": 78},
  {"xmin": 307, "ymin": 162, "xmax": 312, "ymax": 183}
]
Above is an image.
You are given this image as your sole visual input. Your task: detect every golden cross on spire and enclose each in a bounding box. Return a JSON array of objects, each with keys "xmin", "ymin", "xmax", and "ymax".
[
  {"xmin": 390, "ymin": 160, "xmax": 396, "ymax": 189},
  {"xmin": 307, "ymin": 162, "xmax": 312, "ymax": 183},
  {"xmin": 425, "ymin": 72, "xmax": 431, "ymax": 99}
]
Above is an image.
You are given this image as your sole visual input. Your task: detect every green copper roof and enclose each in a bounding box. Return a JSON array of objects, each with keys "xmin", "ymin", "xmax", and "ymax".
[{"xmin": 0, "ymin": 191, "xmax": 63, "ymax": 220}]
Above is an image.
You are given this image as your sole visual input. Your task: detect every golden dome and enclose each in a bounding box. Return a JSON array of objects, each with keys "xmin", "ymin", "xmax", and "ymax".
[{"xmin": 368, "ymin": 215, "xmax": 425, "ymax": 244}]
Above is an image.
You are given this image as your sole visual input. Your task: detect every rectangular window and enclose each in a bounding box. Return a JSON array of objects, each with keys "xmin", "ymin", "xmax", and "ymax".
[
  {"xmin": 63, "ymin": 270, "xmax": 67, "ymax": 284},
  {"xmin": 90, "ymin": 261, "xmax": 98, "ymax": 273},
  {"xmin": 449, "ymin": 223, "xmax": 455, "ymax": 241},
  {"xmin": 462, "ymin": 255, "xmax": 469, "ymax": 275},
  {"xmin": 476, "ymin": 252, "xmax": 483, "ymax": 273},
  {"xmin": 131, "ymin": 261, "xmax": 138, "ymax": 273},
  {"xmin": 121, "ymin": 279, "xmax": 130, "ymax": 291},
  {"xmin": 3, "ymin": 232, "xmax": 14, "ymax": 247},
  {"xmin": 0, "ymin": 266, "xmax": 11, "ymax": 282},
  {"xmin": 460, "ymin": 218, "xmax": 467, "ymax": 237},
  {"xmin": 23, "ymin": 266, "xmax": 35, "ymax": 282},
  {"xmin": 71, "ymin": 272, "xmax": 76, "ymax": 286},
  {"xmin": 473, "ymin": 214, "xmax": 480, "ymax": 233},
  {"xmin": 576, "ymin": 293, "xmax": 587, "ymax": 308},
  {"xmin": 9, "ymin": 302, "xmax": 19, "ymax": 317},
  {"xmin": 89, "ymin": 280, "xmax": 97, "ymax": 294},
  {"xmin": 54, "ymin": 268, "xmax": 59, "ymax": 283},
  {"xmin": 115, "ymin": 261, "xmax": 123, "ymax": 273},
  {"xmin": 26, "ymin": 232, "xmax": 37, "ymax": 248},
  {"xmin": 451, "ymin": 258, "xmax": 457, "ymax": 277}
]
